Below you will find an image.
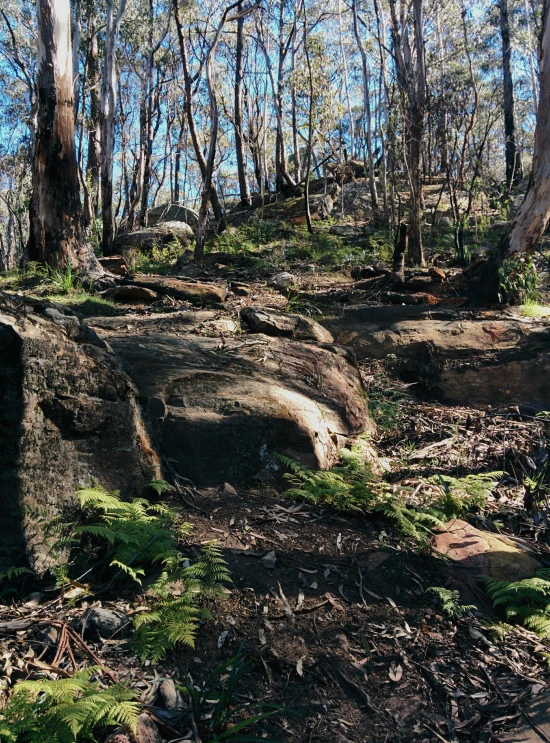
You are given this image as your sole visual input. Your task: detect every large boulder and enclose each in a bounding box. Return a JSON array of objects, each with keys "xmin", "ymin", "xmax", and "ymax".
[
  {"xmin": 91, "ymin": 313, "xmax": 374, "ymax": 487},
  {"xmin": 112, "ymin": 222, "xmax": 195, "ymax": 256},
  {"xmin": 147, "ymin": 203, "xmax": 199, "ymax": 229},
  {"xmin": 323, "ymin": 305, "xmax": 550, "ymax": 408},
  {"xmin": 0, "ymin": 295, "xmax": 160, "ymax": 571}
]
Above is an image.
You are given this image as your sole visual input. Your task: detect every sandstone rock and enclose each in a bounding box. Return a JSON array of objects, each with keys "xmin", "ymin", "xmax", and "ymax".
[
  {"xmin": 241, "ymin": 306, "xmax": 333, "ymax": 344},
  {"xmin": 405, "ymin": 276, "xmax": 435, "ymax": 291},
  {"xmin": 135, "ymin": 714, "xmax": 162, "ymax": 743},
  {"xmin": 322, "ymin": 305, "xmax": 550, "ymax": 408},
  {"xmin": 351, "ymin": 265, "xmax": 377, "ymax": 280},
  {"xmin": 128, "ymin": 275, "xmax": 227, "ymax": 305},
  {"xmin": 98, "ymin": 255, "xmax": 128, "ymax": 277},
  {"xmin": 223, "ymin": 482, "xmax": 238, "ymax": 496},
  {"xmin": 231, "ymin": 281, "xmax": 251, "ymax": 296},
  {"xmin": 95, "ymin": 327, "xmax": 374, "ymax": 487},
  {"xmin": 431, "ymin": 519, "xmax": 540, "ymax": 580},
  {"xmin": 261, "ymin": 551, "xmax": 277, "ymax": 569},
  {"xmin": 0, "ymin": 294, "xmax": 159, "ymax": 570},
  {"xmin": 268, "ymin": 272, "xmax": 295, "ymax": 291},
  {"xmin": 381, "ymin": 291, "xmax": 437, "ymax": 306},
  {"xmin": 113, "ymin": 222, "xmax": 194, "ymax": 254},
  {"xmin": 429, "ymin": 266, "xmax": 447, "ymax": 282},
  {"xmin": 101, "ymin": 285, "xmax": 159, "ymax": 304}
]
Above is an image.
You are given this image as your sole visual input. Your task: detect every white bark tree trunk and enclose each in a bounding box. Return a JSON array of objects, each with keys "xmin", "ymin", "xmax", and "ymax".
[{"xmin": 30, "ymin": 0, "xmax": 103, "ymax": 277}]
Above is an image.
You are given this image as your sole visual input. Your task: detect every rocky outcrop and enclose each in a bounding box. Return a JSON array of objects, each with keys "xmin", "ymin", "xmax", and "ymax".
[
  {"xmin": 91, "ymin": 313, "xmax": 374, "ymax": 487},
  {"xmin": 126, "ymin": 275, "xmax": 228, "ymax": 305},
  {"xmin": 241, "ymin": 306, "xmax": 334, "ymax": 343},
  {"xmin": 323, "ymin": 305, "xmax": 550, "ymax": 408},
  {"xmin": 0, "ymin": 295, "xmax": 159, "ymax": 571},
  {"xmin": 98, "ymin": 255, "xmax": 128, "ymax": 277}
]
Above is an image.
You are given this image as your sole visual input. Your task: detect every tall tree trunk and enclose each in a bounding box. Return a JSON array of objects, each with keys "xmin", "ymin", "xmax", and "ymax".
[
  {"xmin": 234, "ymin": 1, "xmax": 251, "ymax": 208},
  {"xmin": 500, "ymin": 0, "xmax": 523, "ymax": 190},
  {"xmin": 85, "ymin": 5, "xmax": 101, "ymax": 225},
  {"xmin": 352, "ymin": 0, "xmax": 378, "ymax": 211},
  {"xmin": 303, "ymin": 8, "xmax": 314, "ymax": 234},
  {"xmin": 29, "ymin": 0, "xmax": 103, "ymax": 278},
  {"xmin": 100, "ymin": 0, "xmax": 128, "ymax": 255},
  {"xmin": 173, "ymin": 0, "xmax": 226, "ymax": 230},
  {"xmin": 338, "ymin": 0, "xmax": 355, "ymax": 159},
  {"xmin": 407, "ymin": 0, "xmax": 426, "ymax": 266},
  {"xmin": 469, "ymin": 0, "xmax": 550, "ymax": 301}
]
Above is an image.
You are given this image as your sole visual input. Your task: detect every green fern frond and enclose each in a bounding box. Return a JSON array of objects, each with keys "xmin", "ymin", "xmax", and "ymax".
[
  {"xmin": 0, "ymin": 668, "xmax": 139, "ymax": 743},
  {"xmin": 132, "ymin": 543, "xmax": 230, "ymax": 663},
  {"xmin": 427, "ymin": 587, "xmax": 476, "ymax": 619},
  {"xmin": 148, "ymin": 479, "xmax": 175, "ymax": 495}
]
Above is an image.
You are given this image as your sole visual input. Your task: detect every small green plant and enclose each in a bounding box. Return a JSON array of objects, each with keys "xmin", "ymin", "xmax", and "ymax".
[
  {"xmin": 498, "ymin": 255, "xmax": 538, "ymax": 304},
  {"xmin": 427, "ymin": 586, "xmax": 476, "ymax": 619},
  {"xmin": 483, "ymin": 570, "xmax": 550, "ymax": 638},
  {"xmin": 133, "ymin": 541, "xmax": 231, "ymax": 663},
  {"xmin": 277, "ymin": 450, "xmax": 443, "ymax": 542},
  {"xmin": 520, "ymin": 299, "xmax": 550, "ymax": 318},
  {"xmin": 179, "ymin": 648, "xmax": 281, "ymax": 742},
  {"xmin": 47, "ymin": 265, "xmax": 81, "ymax": 294},
  {"xmin": 0, "ymin": 668, "xmax": 139, "ymax": 743},
  {"xmin": 367, "ymin": 382, "xmax": 409, "ymax": 435},
  {"xmin": 135, "ymin": 239, "xmax": 182, "ymax": 274},
  {"xmin": 427, "ymin": 472, "xmax": 502, "ymax": 519}
]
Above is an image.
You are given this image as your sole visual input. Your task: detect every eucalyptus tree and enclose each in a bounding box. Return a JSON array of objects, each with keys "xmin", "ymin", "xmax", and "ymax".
[{"xmin": 30, "ymin": 0, "xmax": 103, "ymax": 276}]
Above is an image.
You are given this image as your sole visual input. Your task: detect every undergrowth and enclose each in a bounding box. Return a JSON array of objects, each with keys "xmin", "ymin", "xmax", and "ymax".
[
  {"xmin": 0, "ymin": 668, "xmax": 139, "ymax": 743},
  {"xmin": 483, "ymin": 570, "xmax": 550, "ymax": 639},
  {"xmin": 180, "ymin": 648, "xmax": 282, "ymax": 741},
  {"xmin": 427, "ymin": 587, "xmax": 476, "ymax": 619},
  {"xmin": 46, "ymin": 483, "xmax": 231, "ymax": 662},
  {"xmin": 135, "ymin": 238, "xmax": 183, "ymax": 274},
  {"xmin": 276, "ymin": 450, "xmax": 443, "ymax": 543},
  {"xmin": 277, "ymin": 450, "xmax": 501, "ymax": 543}
]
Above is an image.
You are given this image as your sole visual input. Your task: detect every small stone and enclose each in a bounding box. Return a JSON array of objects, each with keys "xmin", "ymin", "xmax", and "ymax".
[
  {"xmin": 261, "ymin": 551, "xmax": 277, "ymax": 569},
  {"xmin": 429, "ymin": 266, "xmax": 447, "ymax": 282},
  {"xmin": 267, "ymin": 272, "xmax": 295, "ymax": 291},
  {"xmin": 98, "ymin": 255, "xmax": 128, "ymax": 277},
  {"xmin": 87, "ymin": 607, "xmax": 126, "ymax": 637},
  {"xmin": 223, "ymin": 482, "xmax": 238, "ymax": 496},
  {"xmin": 158, "ymin": 679, "xmax": 184, "ymax": 711},
  {"xmin": 374, "ymin": 261, "xmax": 390, "ymax": 274},
  {"xmin": 230, "ymin": 281, "xmax": 251, "ymax": 296},
  {"xmin": 135, "ymin": 714, "xmax": 163, "ymax": 743}
]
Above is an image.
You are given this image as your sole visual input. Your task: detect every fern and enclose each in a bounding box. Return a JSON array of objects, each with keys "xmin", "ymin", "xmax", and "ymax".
[
  {"xmin": 277, "ymin": 450, "xmax": 443, "ymax": 542},
  {"xmin": 428, "ymin": 472, "xmax": 502, "ymax": 519},
  {"xmin": 0, "ymin": 668, "xmax": 139, "ymax": 743},
  {"xmin": 427, "ymin": 587, "xmax": 476, "ymax": 619},
  {"xmin": 148, "ymin": 479, "xmax": 175, "ymax": 496},
  {"xmin": 133, "ymin": 543, "xmax": 231, "ymax": 663},
  {"xmin": 75, "ymin": 485, "xmax": 180, "ymax": 583},
  {"xmin": 483, "ymin": 572, "xmax": 550, "ymax": 639}
]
